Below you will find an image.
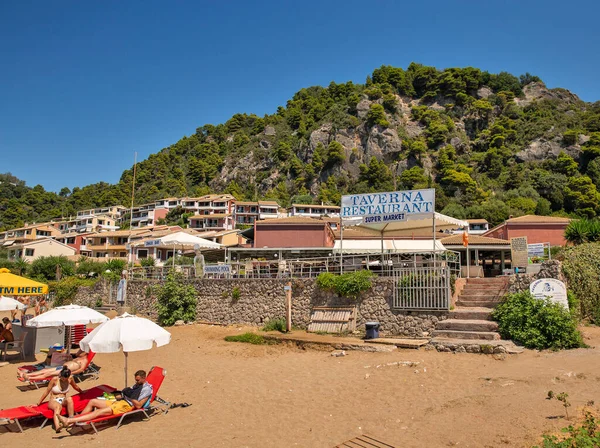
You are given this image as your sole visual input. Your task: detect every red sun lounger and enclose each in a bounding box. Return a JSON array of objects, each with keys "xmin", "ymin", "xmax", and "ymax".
[
  {"xmin": 0, "ymin": 385, "xmax": 117, "ymax": 433},
  {"xmin": 74, "ymin": 366, "xmax": 170, "ymax": 434},
  {"xmin": 17, "ymin": 351, "xmax": 99, "ymax": 389}
]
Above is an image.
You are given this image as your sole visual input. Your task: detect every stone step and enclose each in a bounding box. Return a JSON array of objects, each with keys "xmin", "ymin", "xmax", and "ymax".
[
  {"xmin": 460, "ymin": 289, "xmax": 505, "ymax": 297},
  {"xmin": 461, "ymin": 284, "xmax": 508, "ymax": 291},
  {"xmin": 450, "ymin": 307, "xmax": 493, "ymax": 320},
  {"xmin": 431, "ymin": 329, "xmax": 501, "ymax": 340},
  {"xmin": 436, "ymin": 319, "xmax": 498, "ymax": 332},
  {"xmin": 430, "ymin": 338, "xmax": 524, "ymax": 354},
  {"xmin": 456, "ymin": 299, "xmax": 502, "ymax": 308},
  {"xmin": 466, "ymin": 278, "xmax": 509, "ymax": 285}
]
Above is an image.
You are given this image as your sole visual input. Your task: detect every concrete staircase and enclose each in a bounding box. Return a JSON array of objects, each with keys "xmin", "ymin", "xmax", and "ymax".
[{"xmin": 431, "ymin": 277, "xmax": 511, "ymax": 347}]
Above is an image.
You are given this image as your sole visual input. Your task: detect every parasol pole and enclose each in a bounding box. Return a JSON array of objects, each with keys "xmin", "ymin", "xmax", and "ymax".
[{"xmin": 124, "ymin": 351, "xmax": 128, "ymax": 387}]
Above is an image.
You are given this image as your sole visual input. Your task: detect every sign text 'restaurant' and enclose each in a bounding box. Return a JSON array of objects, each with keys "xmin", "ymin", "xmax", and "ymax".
[{"xmin": 341, "ymin": 189, "xmax": 435, "ymax": 219}]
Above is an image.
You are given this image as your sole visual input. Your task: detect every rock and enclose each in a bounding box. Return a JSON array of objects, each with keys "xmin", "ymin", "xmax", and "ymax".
[
  {"xmin": 174, "ymin": 320, "xmax": 185, "ymax": 326},
  {"xmin": 493, "ymin": 353, "xmax": 507, "ymax": 361},
  {"xmin": 519, "ymin": 82, "xmax": 581, "ymax": 105},
  {"xmin": 493, "ymin": 345, "xmax": 507, "ymax": 354},
  {"xmin": 477, "ymin": 86, "xmax": 493, "ymax": 99},
  {"xmin": 264, "ymin": 126, "xmax": 276, "ymax": 136},
  {"xmin": 259, "ymin": 140, "xmax": 270, "ymax": 149},
  {"xmin": 331, "ymin": 350, "xmax": 347, "ymax": 357},
  {"xmin": 455, "ymin": 346, "xmax": 466, "ymax": 353},
  {"xmin": 356, "ymin": 99, "xmax": 372, "ymax": 119},
  {"xmin": 481, "ymin": 345, "xmax": 494, "ymax": 355},
  {"xmin": 515, "ymin": 138, "xmax": 582, "ymax": 163},
  {"xmin": 365, "ymin": 126, "xmax": 403, "ymax": 159},
  {"xmin": 309, "ymin": 124, "xmax": 332, "ymax": 152}
]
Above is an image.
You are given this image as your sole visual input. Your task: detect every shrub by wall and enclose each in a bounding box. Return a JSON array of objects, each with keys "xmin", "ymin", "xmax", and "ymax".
[
  {"xmin": 491, "ymin": 291, "xmax": 584, "ymax": 350},
  {"xmin": 560, "ymin": 242, "xmax": 600, "ymax": 323}
]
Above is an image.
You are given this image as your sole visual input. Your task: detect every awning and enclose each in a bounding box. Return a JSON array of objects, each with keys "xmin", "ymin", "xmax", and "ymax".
[
  {"xmin": 349, "ymin": 212, "xmax": 468, "ymax": 234},
  {"xmin": 333, "ymin": 239, "xmax": 446, "ymax": 254},
  {"xmin": 2, "ymin": 240, "xmax": 15, "ymax": 247}
]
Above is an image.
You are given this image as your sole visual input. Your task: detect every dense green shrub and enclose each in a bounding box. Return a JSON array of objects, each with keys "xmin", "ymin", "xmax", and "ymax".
[
  {"xmin": 29, "ymin": 256, "xmax": 75, "ymax": 281},
  {"xmin": 140, "ymin": 257, "xmax": 156, "ymax": 267},
  {"xmin": 316, "ymin": 270, "xmax": 376, "ymax": 298},
  {"xmin": 535, "ymin": 411, "xmax": 600, "ymax": 447},
  {"xmin": 560, "ymin": 243, "xmax": 600, "ymax": 323},
  {"xmin": 491, "ymin": 292, "xmax": 583, "ymax": 350},
  {"xmin": 49, "ymin": 277, "xmax": 98, "ymax": 307},
  {"xmin": 231, "ymin": 286, "xmax": 241, "ymax": 301},
  {"xmin": 156, "ymin": 270, "xmax": 198, "ymax": 326},
  {"xmin": 564, "ymin": 219, "xmax": 600, "ymax": 245},
  {"xmin": 76, "ymin": 257, "xmax": 105, "ymax": 277},
  {"xmin": 262, "ymin": 318, "xmax": 287, "ymax": 332}
]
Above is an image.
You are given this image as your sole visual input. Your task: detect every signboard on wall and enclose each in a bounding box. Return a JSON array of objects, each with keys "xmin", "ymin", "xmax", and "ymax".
[
  {"xmin": 203, "ymin": 264, "xmax": 231, "ymax": 275},
  {"xmin": 340, "ymin": 188, "xmax": 435, "ymax": 225},
  {"xmin": 510, "ymin": 236, "xmax": 528, "ymax": 268},
  {"xmin": 530, "ymin": 278, "xmax": 568, "ymax": 309},
  {"xmin": 527, "ymin": 243, "xmax": 545, "ymax": 257}
]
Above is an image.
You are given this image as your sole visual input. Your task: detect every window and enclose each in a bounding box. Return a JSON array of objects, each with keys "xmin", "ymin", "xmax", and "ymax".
[
  {"xmin": 250, "ymin": 207, "xmax": 257, "ymax": 213},
  {"xmin": 100, "ymin": 238, "xmax": 107, "ymax": 244},
  {"xmin": 25, "ymin": 248, "xmax": 35, "ymax": 256},
  {"xmin": 67, "ymin": 237, "xmax": 75, "ymax": 244},
  {"xmin": 119, "ymin": 252, "xmax": 126, "ymax": 257},
  {"xmin": 138, "ymin": 249, "xmax": 148, "ymax": 259}
]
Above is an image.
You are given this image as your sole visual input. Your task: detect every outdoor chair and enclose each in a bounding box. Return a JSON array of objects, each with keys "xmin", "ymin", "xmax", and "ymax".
[
  {"xmin": 2, "ymin": 331, "xmax": 27, "ymax": 361},
  {"xmin": 18, "ymin": 351, "xmax": 98, "ymax": 389},
  {"xmin": 0, "ymin": 385, "xmax": 117, "ymax": 433},
  {"xmin": 72, "ymin": 366, "xmax": 170, "ymax": 434}
]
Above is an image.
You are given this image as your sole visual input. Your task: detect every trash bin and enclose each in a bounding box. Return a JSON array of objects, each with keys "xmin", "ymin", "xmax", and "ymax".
[{"xmin": 365, "ymin": 322, "xmax": 380, "ymax": 339}]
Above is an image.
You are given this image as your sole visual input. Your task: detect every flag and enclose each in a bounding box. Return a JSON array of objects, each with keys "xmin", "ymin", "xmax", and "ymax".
[{"xmin": 462, "ymin": 231, "xmax": 469, "ymax": 247}]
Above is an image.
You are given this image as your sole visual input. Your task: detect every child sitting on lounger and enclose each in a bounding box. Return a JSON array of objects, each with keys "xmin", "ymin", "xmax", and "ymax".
[
  {"xmin": 58, "ymin": 370, "xmax": 152, "ymax": 430},
  {"xmin": 18, "ymin": 349, "xmax": 89, "ymax": 381}
]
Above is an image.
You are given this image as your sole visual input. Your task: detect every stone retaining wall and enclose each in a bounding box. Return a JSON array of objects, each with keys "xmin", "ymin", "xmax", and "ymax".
[
  {"xmin": 507, "ymin": 259, "xmax": 565, "ymax": 294},
  {"xmin": 73, "ymin": 277, "xmax": 448, "ymax": 337}
]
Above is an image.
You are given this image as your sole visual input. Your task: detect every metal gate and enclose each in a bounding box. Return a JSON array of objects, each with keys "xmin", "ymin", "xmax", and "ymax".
[{"xmin": 392, "ymin": 265, "xmax": 451, "ymax": 310}]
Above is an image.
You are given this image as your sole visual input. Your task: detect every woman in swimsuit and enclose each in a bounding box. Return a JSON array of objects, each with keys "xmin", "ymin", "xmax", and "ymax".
[
  {"xmin": 37, "ymin": 367, "xmax": 83, "ymax": 432},
  {"xmin": 19, "ymin": 349, "xmax": 89, "ymax": 381}
]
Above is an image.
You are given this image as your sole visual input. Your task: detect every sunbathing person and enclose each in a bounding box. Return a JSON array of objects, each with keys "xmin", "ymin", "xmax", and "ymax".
[
  {"xmin": 37, "ymin": 367, "xmax": 84, "ymax": 433},
  {"xmin": 18, "ymin": 349, "xmax": 89, "ymax": 381},
  {"xmin": 58, "ymin": 370, "xmax": 153, "ymax": 430}
]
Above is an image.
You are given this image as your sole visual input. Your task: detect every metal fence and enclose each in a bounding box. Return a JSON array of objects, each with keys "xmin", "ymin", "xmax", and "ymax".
[
  {"xmin": 127, "ymin": 251, "xmax": 461, "ymax": 282},
  {"xmin": 392, "ymin": 265, "xmax": 451, "ymax": 310}
]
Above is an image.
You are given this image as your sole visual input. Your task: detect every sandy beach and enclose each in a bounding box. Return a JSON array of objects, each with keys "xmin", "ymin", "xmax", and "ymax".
[{"xmin": 1, "ymin": 313, "xmax": 599, "ymax": 448}]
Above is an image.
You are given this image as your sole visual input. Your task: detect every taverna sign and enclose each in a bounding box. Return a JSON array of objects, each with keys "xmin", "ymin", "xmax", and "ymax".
[{"xmin": 341, "ymin": 188, "xmax": 435, "ymax": 224}]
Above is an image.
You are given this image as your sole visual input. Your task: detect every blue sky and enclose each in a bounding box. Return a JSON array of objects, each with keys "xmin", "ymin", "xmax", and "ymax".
[{"xmin": 1, "ymin": 0, "xmax": 598, "ymax": 192}]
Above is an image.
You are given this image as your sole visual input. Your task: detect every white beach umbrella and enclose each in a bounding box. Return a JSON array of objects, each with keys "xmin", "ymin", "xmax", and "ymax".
[
  {"xmin": 26, "ymin": 304, "xmax": 109, "ymax": 327},
  {"xmin": 79, "ymin": 313, "xmax": 171, "ymax": 386},
  {"xmin": 26, "ymin": 304, "xmax": 109, "ymax": 353},
  {"xmin": 0, "ymin": 295, "xmax": 27, "ymax": 312}
]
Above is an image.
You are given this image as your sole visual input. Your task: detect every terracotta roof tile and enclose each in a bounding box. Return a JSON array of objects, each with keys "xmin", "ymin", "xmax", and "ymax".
[
  {"xmin": 505, "ymin": 215, "xmax": 572, "ymax": 224},
  {"xmin": 256, "ymin": 217, "xmax": 327, "ymax": 225}
]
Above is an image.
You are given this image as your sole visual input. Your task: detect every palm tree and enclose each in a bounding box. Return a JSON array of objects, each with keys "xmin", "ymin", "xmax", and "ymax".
[
  {"xmin": 13, "ymin": 257, "xmax": 29, "ymax": 276},
  {"xmin": 564, "ymin": 219, "xmax": 594, "ymax": 245}
]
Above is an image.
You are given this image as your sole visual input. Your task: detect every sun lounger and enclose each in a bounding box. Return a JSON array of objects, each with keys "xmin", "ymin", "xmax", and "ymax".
[
  {"xmin": 18, "ymin": 351, "xmax": 99, "ymax": 389},
  {"xmin": 0, "ymin": 385, "xmax": 117, "ymax": 433},
  {"xmin": 74, "ymin": 366, "xmax": 170, "ymax": 434}
]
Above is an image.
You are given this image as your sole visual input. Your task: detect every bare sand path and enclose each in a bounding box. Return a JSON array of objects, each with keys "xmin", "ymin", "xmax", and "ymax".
[{"xmin": 1, "ymin": 319, "xmax": 599, "ymax": 448}]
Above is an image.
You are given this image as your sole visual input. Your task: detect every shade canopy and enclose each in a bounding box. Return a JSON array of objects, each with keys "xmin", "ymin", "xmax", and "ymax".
[
  {"xmin": 0, "ymin": 295, "xmax": 27, "ymax": 311},
  {"xmin": 333, "ymin": 239, "xmax": 447, "ymax": 254},
  {"xmin": 0, "ymin": 268, "xmax": 48, "ymax": 295},
  {"xmin": 142, "ymin": 231, "xmax": 222, "ymax": 250},
  {"xmin": 79, "ymin": 312, "xmax": 171, "ymax": 387},
  {"xmin": 79, "ymin": 313, "xmax": 171, "ymax": 353},
  {"xmin": 26, "ymin": 305, "xmax": 109, "ymax": 328},
  {"xmin": 349, "ymin": 212, "xmax": 468, "ymax": 234}
]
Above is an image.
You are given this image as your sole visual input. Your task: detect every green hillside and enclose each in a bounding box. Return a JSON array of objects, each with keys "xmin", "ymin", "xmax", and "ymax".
[{"xmin": 2, "ymin": 63, "xmax": 600, "ymax": 231}]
